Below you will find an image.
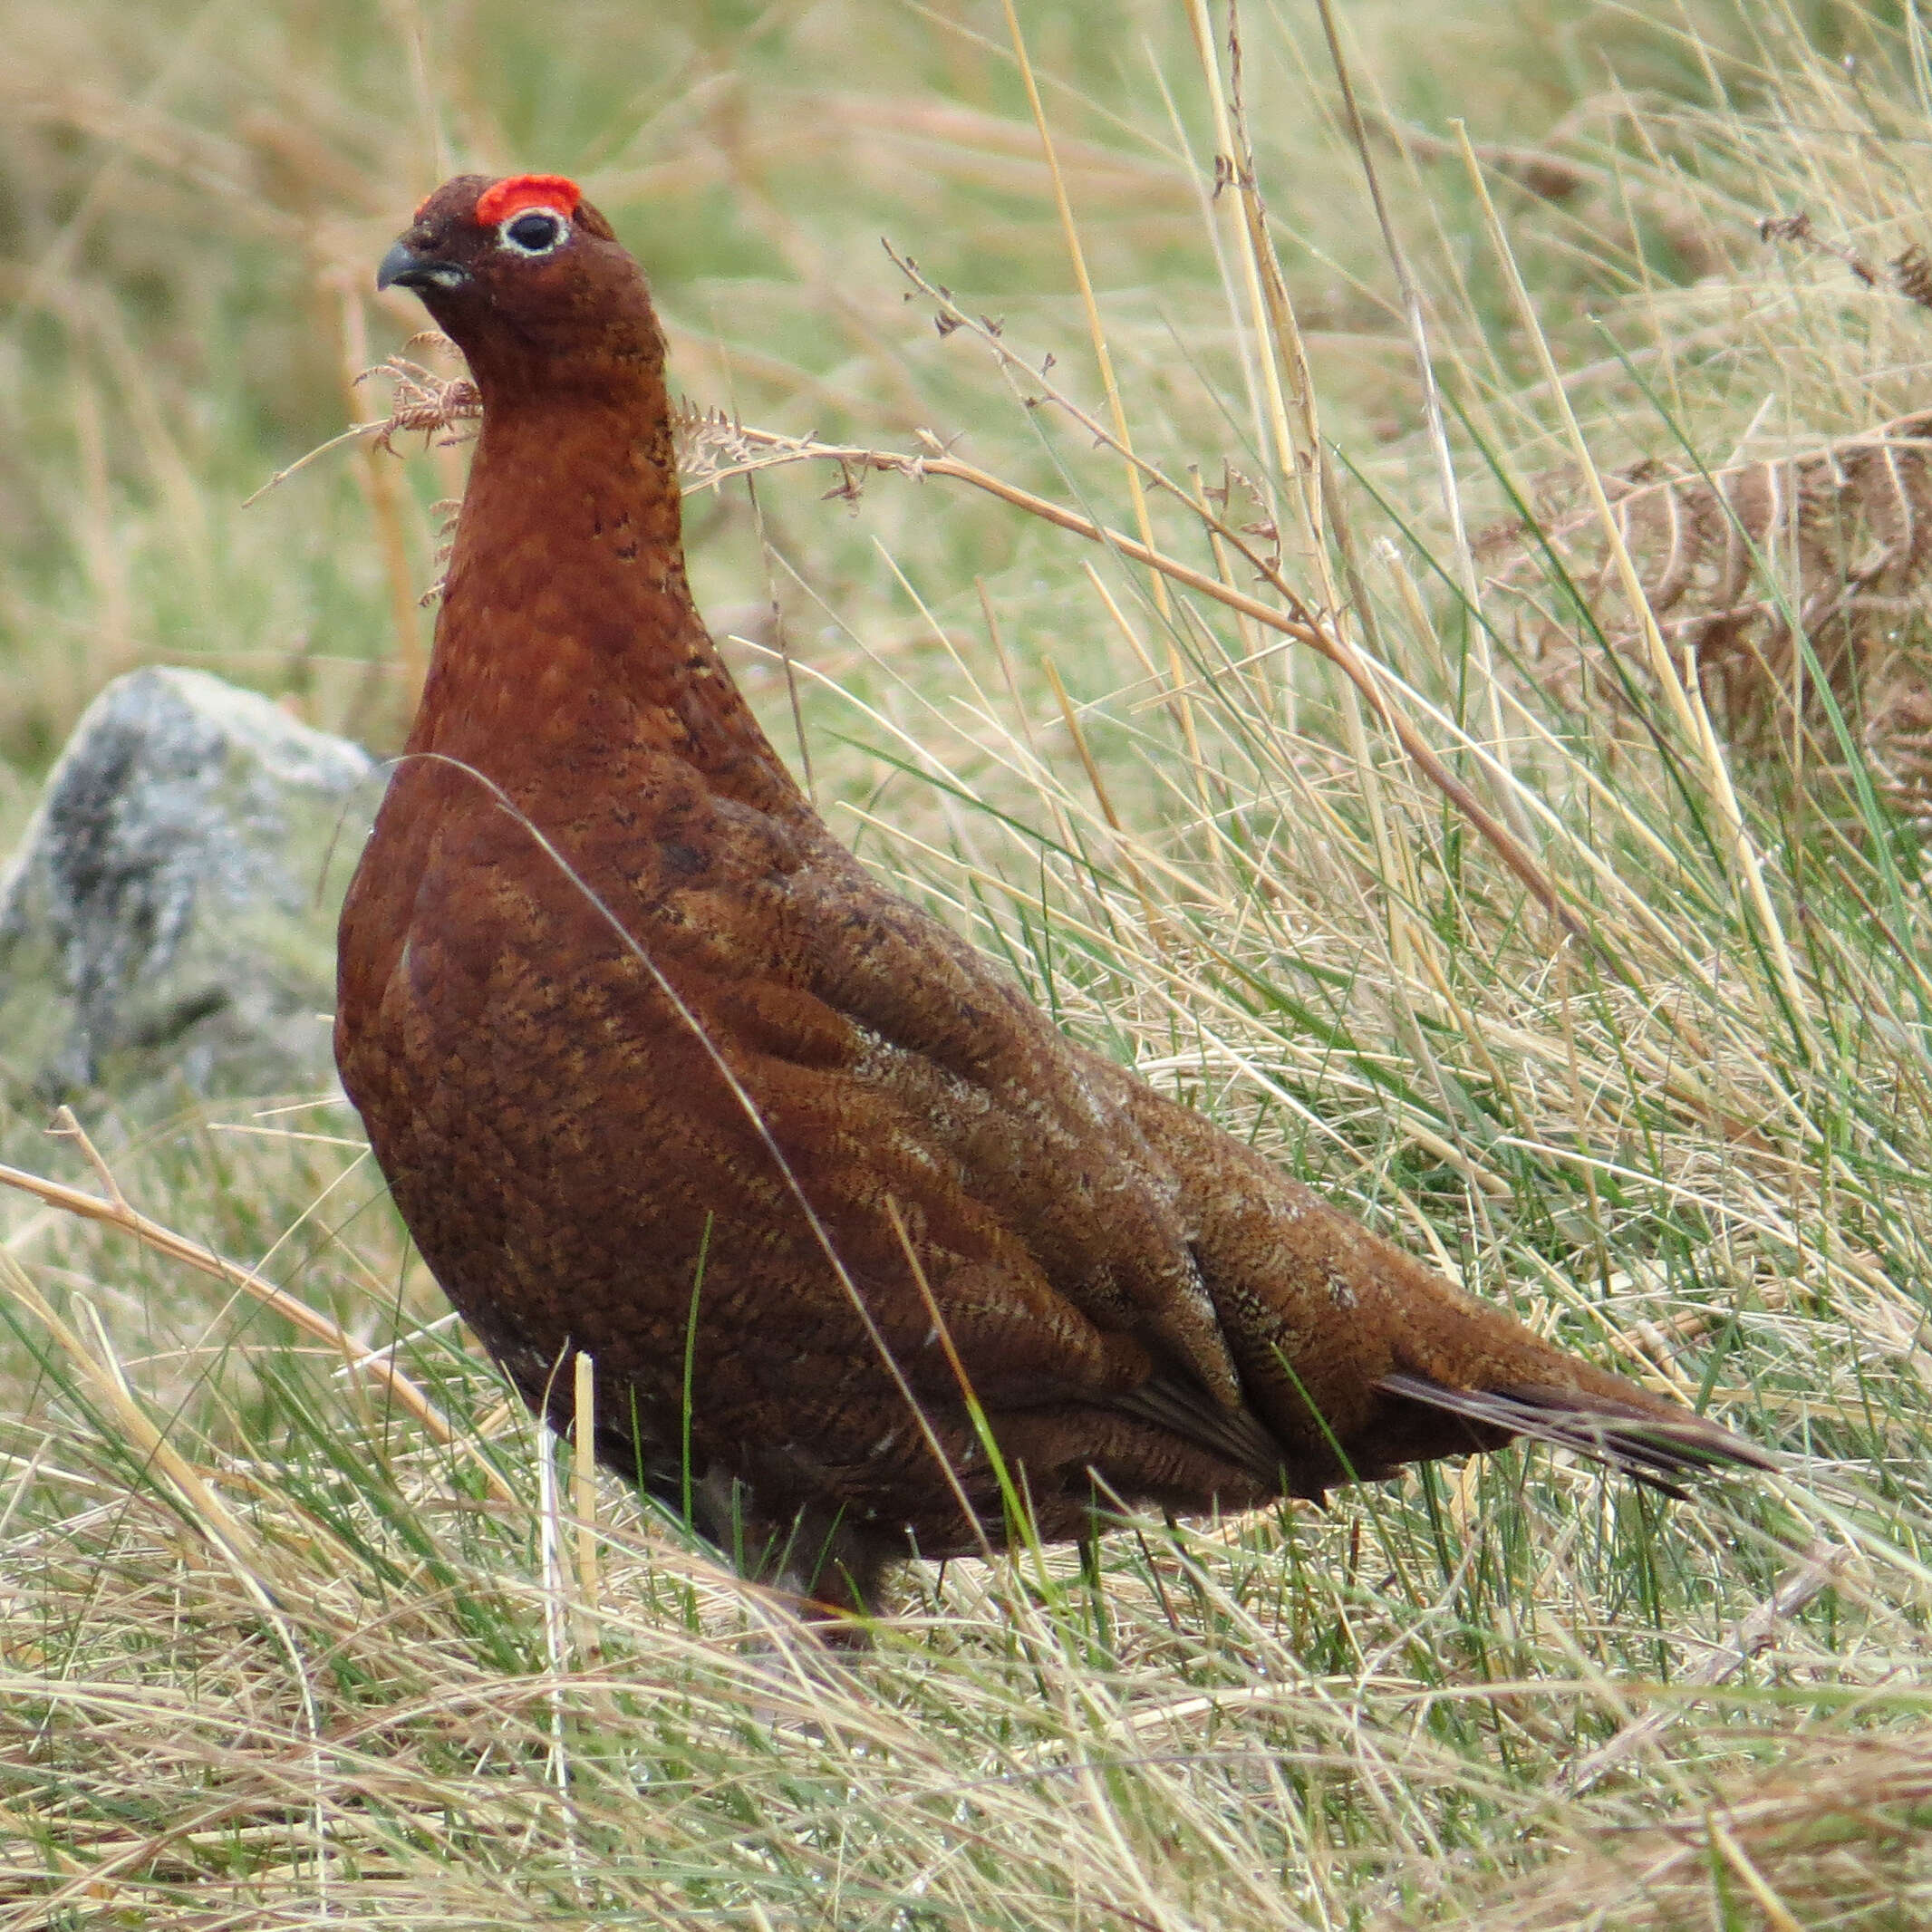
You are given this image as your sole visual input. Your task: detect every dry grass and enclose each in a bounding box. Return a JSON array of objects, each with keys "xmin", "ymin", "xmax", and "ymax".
[{"xmin": 4, "ymin": 0, "xmax": 1932, "ymax": 1926}]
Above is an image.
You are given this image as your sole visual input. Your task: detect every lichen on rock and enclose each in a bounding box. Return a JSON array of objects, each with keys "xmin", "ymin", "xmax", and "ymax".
[{"xmin": 0, "ymin": 668, "xmax": 374, "ymax": 1106}]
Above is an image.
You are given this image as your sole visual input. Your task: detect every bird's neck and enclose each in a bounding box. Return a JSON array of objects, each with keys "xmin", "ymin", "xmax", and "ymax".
[{"xmin": 407, "ymin": 386, "xmax": 805, "ymax": 817}]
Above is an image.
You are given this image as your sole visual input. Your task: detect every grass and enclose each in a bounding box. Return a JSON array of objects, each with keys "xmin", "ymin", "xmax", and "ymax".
[{"xmin": 4, "ymin": 0, "xmax": 1932, "ymax": 1924}]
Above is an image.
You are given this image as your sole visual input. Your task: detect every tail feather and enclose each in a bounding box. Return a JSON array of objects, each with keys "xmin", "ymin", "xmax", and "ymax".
[{"xmin": 1376, "ymin": 1371, "xmax": 1773, "ymax": 1498}]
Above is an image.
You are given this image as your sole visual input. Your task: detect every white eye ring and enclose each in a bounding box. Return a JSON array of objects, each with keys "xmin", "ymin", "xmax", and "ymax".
[{"xmin": 498, "ymin": 208, "xmax": 570, "ymax": 256}]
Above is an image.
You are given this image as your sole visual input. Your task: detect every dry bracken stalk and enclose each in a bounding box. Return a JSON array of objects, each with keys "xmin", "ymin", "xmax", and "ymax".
[{"xmin": 352, "ymin": 348, "xmax": 1603, "ymax": 971}]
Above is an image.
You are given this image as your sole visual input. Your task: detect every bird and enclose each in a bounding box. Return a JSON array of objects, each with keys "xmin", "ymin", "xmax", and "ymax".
[{"xmin": 336, "ymin": 173, "xmax": 1769, "ymax": 1628}]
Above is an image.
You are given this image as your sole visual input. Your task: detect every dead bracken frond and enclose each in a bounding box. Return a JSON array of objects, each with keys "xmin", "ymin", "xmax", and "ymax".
[
  {"xmin": 1895, "ymin": 244, "xmax": 1932, "ymax": 313},
  {"xmin": 357, "ymin": 350, "xmax": 480, "ymax": 453},
  {"xmin": 1484, "ymin": 409, "xmax": 1932, "ymax": 809}
]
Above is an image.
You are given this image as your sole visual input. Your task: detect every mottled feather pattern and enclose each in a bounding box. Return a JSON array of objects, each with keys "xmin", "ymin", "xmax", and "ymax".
[{"xmin": 339, "ymin": 175, "xmax": 1768, "ymax": 1621}]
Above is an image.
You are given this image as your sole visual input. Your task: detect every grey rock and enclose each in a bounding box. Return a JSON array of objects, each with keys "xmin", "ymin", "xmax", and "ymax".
[{"xmin": 0, "ymin": 667, "xmax": 375, "ymax": 1106}]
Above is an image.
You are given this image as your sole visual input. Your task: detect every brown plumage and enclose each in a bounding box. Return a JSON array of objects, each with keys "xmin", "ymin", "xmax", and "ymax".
[{"xmin": 337, "ymin": 174, "xmax": 1768, "ymax": 1623}]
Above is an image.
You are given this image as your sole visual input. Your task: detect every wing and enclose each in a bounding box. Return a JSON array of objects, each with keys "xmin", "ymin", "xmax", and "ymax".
[{"xmin": 772, "ymin": 850, "xmax": 1255, "ymax": 1425}]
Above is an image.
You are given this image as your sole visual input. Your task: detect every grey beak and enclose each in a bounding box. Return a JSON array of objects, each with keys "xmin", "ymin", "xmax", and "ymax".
[{"xmin": 377, "ymin": 239, "xmax": 468, "ymax": 294}]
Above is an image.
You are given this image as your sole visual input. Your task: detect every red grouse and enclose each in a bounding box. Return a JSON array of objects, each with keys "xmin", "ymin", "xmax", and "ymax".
[{"xmin": 336, "ymin": 173, "xmax": 1766, "ymax": 1621}]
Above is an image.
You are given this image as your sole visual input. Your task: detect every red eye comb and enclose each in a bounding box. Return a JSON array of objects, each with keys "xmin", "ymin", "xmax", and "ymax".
[{"xmin": 475, "ymin": 174, "xmax": 582, "ymax": 227}]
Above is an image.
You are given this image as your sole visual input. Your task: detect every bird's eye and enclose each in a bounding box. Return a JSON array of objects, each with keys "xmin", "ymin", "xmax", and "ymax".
[{"xmin": 501, "ymin": 210, "xmax": 566, "ymax": 256}]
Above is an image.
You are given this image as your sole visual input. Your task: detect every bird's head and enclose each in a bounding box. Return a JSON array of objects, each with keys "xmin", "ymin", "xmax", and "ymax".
[{"xmin": 377, "ymin": 173, "xmax": 662, "ymax": 398}]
